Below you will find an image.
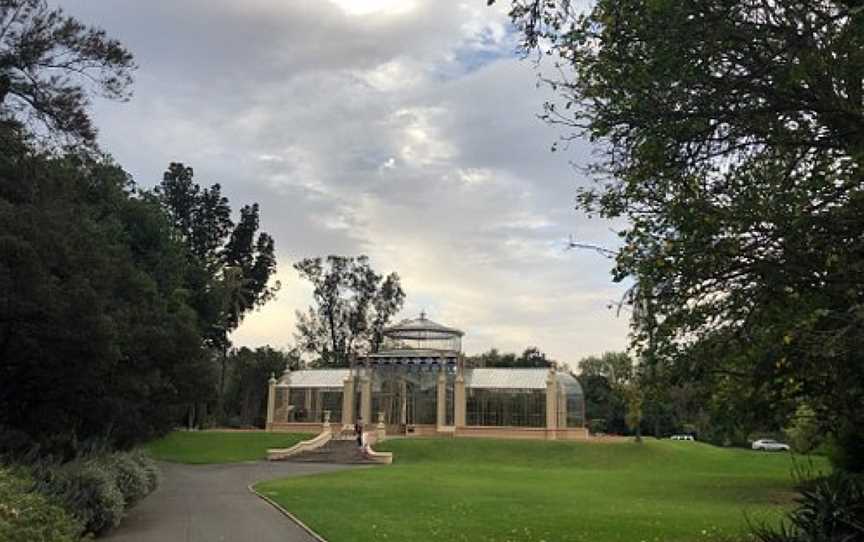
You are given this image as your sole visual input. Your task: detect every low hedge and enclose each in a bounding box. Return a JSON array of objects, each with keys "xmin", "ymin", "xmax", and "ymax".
[
  {"xmin": 109, "ymin": 451, "xmax": 157, "ymax": 508},
  {"xmin": 32, "ymin": 449, "xmax": 160, "ymax": 536},
  {"xmin": 43, "ymin": 458, "xmax": 126, "ymax": 535},
  {"xmin": 0, "ymin": 467, "xmax": 84, "ymax": 542}
]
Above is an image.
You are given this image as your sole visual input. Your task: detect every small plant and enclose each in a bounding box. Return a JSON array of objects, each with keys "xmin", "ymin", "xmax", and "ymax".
[
  {"xmin": 109, "ymin": 453, "xmax": 151, "ymax": 508},
  {"xmin": 0, "ymin": 467, "xmax": 83, "ymax": 542},
  {"xmin": 750, "ymin": 471, "xmax": 864, "ymax": 542},
  {"xmin": 589, "ymin": 418, "xmax": 607, "ymax": 434},
  {"xmin": 131, "ymin": 450, "xmax": 161, "ymax": 494},
  {"xmin": 37, "ymin": 457, "xmax": 125, "ymax": 535}
]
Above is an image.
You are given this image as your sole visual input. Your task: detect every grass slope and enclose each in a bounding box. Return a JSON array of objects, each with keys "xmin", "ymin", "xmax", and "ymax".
[
  {"xmin": 145, "ymin": 431, "xmax": 312, "ymax": 464},
  {"xmin": 256, "ymin": 439, "xmax": 825, "ymax": 542}
]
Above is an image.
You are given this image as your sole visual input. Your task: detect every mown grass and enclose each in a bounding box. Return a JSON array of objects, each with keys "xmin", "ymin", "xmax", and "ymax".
[
  {"xmin": 256, "ymin": 438, "xmax": 827, "ymax": 542},
  {"xmin": 144, "ymin": 431, "xmax": 312, "ymax": 464}
]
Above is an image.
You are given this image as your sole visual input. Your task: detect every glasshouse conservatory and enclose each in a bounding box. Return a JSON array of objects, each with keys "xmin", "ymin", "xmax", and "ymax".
[{"xmin": 266, "ymin": 313, "xmax": 587, "ymax": 440}]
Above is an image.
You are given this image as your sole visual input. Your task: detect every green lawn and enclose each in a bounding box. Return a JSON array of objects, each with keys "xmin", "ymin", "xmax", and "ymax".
[
  {"xmin": 256, "ymin": 438, "xmax": 827, "ymax": 542},
  {"xmin": 145, "ymin": 431, "xmax": 312, "ymax": 464}
]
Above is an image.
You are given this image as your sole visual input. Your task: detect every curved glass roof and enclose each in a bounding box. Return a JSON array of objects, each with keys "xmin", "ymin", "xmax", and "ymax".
[{"xmin": 384, "ymin": 311, "xmax": 464, "ymax": 339}]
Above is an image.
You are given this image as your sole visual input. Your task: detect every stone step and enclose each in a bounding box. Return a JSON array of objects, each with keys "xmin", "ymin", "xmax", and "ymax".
[{"xmin": 286, "ymin": 439, "xmax": 380, "ymax": 464}]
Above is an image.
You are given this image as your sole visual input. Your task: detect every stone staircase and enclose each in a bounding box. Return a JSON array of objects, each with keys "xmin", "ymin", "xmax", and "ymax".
[{"xmin": 285, "ymin": 438, "xmax": 381, "ymax": 464}]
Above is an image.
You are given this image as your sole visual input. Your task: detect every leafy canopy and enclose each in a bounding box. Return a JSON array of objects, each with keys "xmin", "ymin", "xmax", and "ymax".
[
  {"xmin": 0, "ymin": 0, "xmax": 135, "ymax": 146},
  {"xmin": 294, "ymin": 255, "xmax": 405, "ymax": 367},
  {"xmin": 500, "ymin": 0, "xmax": 864, "ymax": 465},
  {"xmin": 0, "ymin": 135, "xmax": 208, "ymax": 455},
  {"xmin": 155, "ymin": 162, "xmax": 280, "ymax": 348}
]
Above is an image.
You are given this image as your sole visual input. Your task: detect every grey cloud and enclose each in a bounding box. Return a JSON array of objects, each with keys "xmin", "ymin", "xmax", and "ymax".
[{"xmin": 58, "ymin": 0, "xmax": 629, "ymax": 363}]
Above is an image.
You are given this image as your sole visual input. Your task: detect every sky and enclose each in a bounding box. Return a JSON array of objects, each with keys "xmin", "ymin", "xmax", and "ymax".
[{"xmin": 58, "ymin": 0, "xmax": 630, "ymax": 367}]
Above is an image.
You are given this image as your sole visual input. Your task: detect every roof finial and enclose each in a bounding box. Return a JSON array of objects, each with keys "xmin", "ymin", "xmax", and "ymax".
[{"xmin": 419, "ymin": 309, "xmax": 427, "ymax": 320}]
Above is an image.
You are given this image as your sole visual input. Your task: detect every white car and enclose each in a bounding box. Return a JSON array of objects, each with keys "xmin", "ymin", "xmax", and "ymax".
[
  {"xmin": 751, "ymin": 439, "xmax": 790, "ymax": 451},
  {"xmin": 670, "ymin": 434, "xmax": 694, "ymax": 441}
]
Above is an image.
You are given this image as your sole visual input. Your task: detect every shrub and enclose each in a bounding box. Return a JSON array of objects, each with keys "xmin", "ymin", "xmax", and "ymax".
[
  {"xmin": 588, "ymin": 419, "xmax": 607, "ymax": 434},
  {"xmin": 109, "ymin": 453, "xmax": 151, "ymax": 508},
  {"xmin": 27, "ymin": 449, "xmax": 160, "ymax": 536},
  {"xmin": 0, "ymin": 467, "xmax": 83, "ymax": 542},
  {"xmin": 130, "ymin": 450, "xmax": 160, "ymax": 494},
  {"xmin": 783, "ymin": 405, "xmax": 822, "ymax": 454},
  {"xmin": 39, "ymin": 458, "xmax": 125, "ymax": 535},
  {"xmin": 751, "ymin": 471, "xmax": 864, "ymax": 541},
  {"xmin": 827, "ymin": 425, "xmax": 864, "ymax": 474}
]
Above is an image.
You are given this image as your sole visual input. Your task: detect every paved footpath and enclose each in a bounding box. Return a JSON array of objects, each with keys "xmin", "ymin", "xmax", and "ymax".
[{"xmin": 104, "ymin": 461, "xmax": 357, "ymax": 542}]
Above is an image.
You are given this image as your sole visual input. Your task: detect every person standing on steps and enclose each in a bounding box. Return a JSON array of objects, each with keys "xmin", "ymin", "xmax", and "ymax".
[{"xmin": 354, "ymin": 417, "xmax": 363, "ymax": 448}]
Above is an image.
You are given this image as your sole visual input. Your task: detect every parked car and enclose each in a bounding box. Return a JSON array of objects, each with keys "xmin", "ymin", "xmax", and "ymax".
[
  {"xmin": 751, "ymin": 439, "xmax": 790, "ymax": 451},
  {"xmin": 670, "ymin": 434, "xmax": 694, "ymax": 441}
]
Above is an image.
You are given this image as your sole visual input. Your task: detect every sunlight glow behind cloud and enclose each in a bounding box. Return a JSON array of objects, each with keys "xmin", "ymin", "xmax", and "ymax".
[
  {"xmin": 330, "ymin": 0, "xmax": 416, "ymax": 16},
  {"xmin": 63, "ymin": 0, "xmax": 630, "ymax": 365}
]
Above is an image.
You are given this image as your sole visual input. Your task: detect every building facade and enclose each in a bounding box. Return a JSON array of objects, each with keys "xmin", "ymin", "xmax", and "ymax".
[{"xmin": 266, "ymin": 314, "xmax": 587, "ymax": 440}]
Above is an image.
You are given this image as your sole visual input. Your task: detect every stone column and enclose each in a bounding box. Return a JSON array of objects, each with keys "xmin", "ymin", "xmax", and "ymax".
[
  {"xmin": 436, "ymin": 369, "xmax": 447, "ymax": 429},
  {"xmin": 454, "ymin": 371, "xmax": 466, "ymax": 428},
  {"xmin": 323, "ymin": 410, "xmax": 331, "ymax": 432},
  {"xmin": 360, "ymin": 374, "xmax": 372, "ymax": 427},
  {"xmin": 341, "ymin": 375, "xmax": 355, "ymax": 430},
  {"xmin": 377, "ymin": 411, "xmax": 386, "ymax": 442},
  {"xmin": 266, "ymin": 373, "xmax": 277, "ymax": 431},
  {"xmin": 558, "ymin": 382, "xmax": 568, "ymax": 431},
  {"xmin": 400, "ymin": 379, "xmax": 408, "ymax": 425},
  {"xmin": 546, "ymin": 367, "xmax": 558, "ymax": 440}
]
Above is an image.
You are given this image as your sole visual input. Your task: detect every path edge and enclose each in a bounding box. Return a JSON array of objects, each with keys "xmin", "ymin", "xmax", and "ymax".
[{"xmin": 247, "ymin": 484, "xmax": 329, "ymax": 542}]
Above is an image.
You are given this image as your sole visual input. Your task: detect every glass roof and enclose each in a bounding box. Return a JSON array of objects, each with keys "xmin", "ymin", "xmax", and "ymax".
[
  {"xmin": 383, "ymin": 311, "xmax": 464, "ymax": 339},
  {"xmin": 282, "ymin": 367, "xmax": 584, "ymax": 392}
]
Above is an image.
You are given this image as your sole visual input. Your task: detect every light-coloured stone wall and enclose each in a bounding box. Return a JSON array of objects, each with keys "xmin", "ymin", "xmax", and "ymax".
[
  {"xmin": 268, "ymin": 422, "xmax": 324, "ymax": 433},
  {"xmin": 455, "ymin": 426, "xmax": 590, "ymax": 441}
]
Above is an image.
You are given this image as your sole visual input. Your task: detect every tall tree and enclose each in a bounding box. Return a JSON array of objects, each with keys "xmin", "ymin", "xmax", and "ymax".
[
  {"xmin": 578, "ymin": 352, "xmax": 633, "ymax": 387},
  {"xmin": 154, "ymin": 163, "xmax": 280, "ymax": 403},
  {"xmin": 294, "ymin": 255, "xmax": 405, "ymax": 367},
  {"xmin": 0, "ymin": 0, "xmax": 135, "ymax": 146},
  {"xmin": 578, "ymin": 352, "xmax": 638, "ymax": 437},
  {"xmin": 0, "ymin": 132, "xmax": 207, "ymax": 455},
  {"xmin": 500, "ymin": 0, "xmax": 864, "ymax": 469},
  {"xmin": 223, "ymin": 346, "xmax": 301, "ymax": 427}
]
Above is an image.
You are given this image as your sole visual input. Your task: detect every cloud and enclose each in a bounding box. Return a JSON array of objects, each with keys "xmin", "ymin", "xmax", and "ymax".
[{"xmin": 60, "ymin": 0, "xmax": 630, "ymax": 364}]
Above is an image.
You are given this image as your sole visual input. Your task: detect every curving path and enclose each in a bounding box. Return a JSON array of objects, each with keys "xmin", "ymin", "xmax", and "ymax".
[{"xmin": 104, "ymin": 461, "xmax": 358, "ymax": 542}]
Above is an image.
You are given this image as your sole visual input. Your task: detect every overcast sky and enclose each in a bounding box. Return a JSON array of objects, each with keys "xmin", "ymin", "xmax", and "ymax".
[{"xmin": 59, "ymin": 0, "xmax": 629, "ymax": 367}]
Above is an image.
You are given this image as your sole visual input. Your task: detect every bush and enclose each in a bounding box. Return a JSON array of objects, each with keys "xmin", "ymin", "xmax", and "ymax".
[
  {"xmin": 0, "ymin": 467, "xmax": 83, "ymax": 542},
  {"xmin": 38, "ymin": 458, "xmax": 125, "ymax": 535},
  {"xmin": 24, "ymin": 450, "xmax": 159, "ymax": 537},
  {"xmin": 751, "ymin": 471, "xmax": 864, "ymax": 541},
  {"xmin": 588, "ymin": 419, "xmax": 607, "ymax": 434},
  {"xmin": 109, "ymin": 453, "xmax": 151, "ymax": 508},
  {"xmin": 783, "ymin": 405, "xmax": 822, "ymax": 453},
  {"xmin": 130, "ymin": 450, "xmax": 160, "ymax": 495},
  {"xmin": 827, "ymin": 425, "xmax": 864, "ymax": 474}
]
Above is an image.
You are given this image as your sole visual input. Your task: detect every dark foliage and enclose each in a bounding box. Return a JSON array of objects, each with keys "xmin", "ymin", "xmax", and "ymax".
[
  {"xmin": 294, "ymin": 255, "xmax": 404, "ymax": 367},
  {"xmin": 0, "ymin": 0, "xmax": 135, "ymax": 146},
  {"xmin": 32, "ymin": 451, "xmax": 159, "ymax": 536},
  {"xmin": 223, "ymin": 346, "xmax": 301, "ymax": 427},
  {"xmin": 0, "ymin": 128, "xmax": 210, "ymax": 455},
  {"xmin": 155, "ymin": 163, "xmax": 279, "ymax": 346},
  {"xmin": 752, "ymin": 472, "xmax": 864, "ymax": 542},
  {"xmin": 578, "ymin": 374, "xmax": 627, "ymax": 435},
  {"xmin": 0, "ymin": 466, "xmax": 83, "ymax": 542},
  {"xmin": 499, "ymin": 0, "xmax": 864, "ymax": 469},
  {"xmin": 465, "ymin": 346, "xmax": 555, "ymax": 368},
  {"xmin": 154, "ymin": 163, "xmax": 280, "ymax": 411}
]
